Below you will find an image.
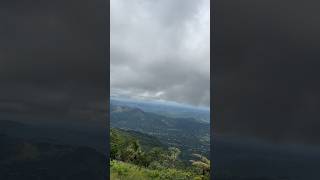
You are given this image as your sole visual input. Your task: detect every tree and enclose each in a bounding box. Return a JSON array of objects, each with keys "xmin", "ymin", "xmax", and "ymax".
[
  {"xmin": 110, "ymin": 129, "xmax": 121, "ymax": 159},
  {"xmin": 190, "ymin": 154, "xmax": 210, "ymax": 178},
  {"xmin": 135, "ymin": 151, "xmax": 151, "ymax": 167},
  {"xmin": 166, "ymin": 147, "xmax": 181, "ymax": 168},
  {"xmin": 148, "ymin": 147, "xmax": 166, "ymax": 162},
  {"xmin": 120, "ymin": 139, "xmax": 142, "ymax": 163}
]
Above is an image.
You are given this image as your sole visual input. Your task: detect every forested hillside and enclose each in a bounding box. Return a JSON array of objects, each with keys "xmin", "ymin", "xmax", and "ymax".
[
  {"xmin": 110, "ymin": 128, "xmax": 210, "ymax": 180},
  {"xmin": 110, "ymin": 104, "xmax": 210, "ymax": 162}
]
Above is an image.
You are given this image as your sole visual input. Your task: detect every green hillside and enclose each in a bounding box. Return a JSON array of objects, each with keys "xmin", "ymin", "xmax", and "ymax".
[
  {"xmin": 110, "ymin": 128, "xmax": 210, "ymax": 180},
  {"xmin": 110, "ymin": 105, "xmax": 210, "ymax": 162},
  {"xmin": 111, "ymin": 160, "xmax": 198, "ymax": 180},
  {"xmin": 112, "ymin": 128, "xmax": 166, "ymax": 151}
]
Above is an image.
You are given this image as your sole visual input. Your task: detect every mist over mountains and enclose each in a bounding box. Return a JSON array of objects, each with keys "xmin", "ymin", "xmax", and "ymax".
[
  {"xmin": 111, "ymin": 97, "xmax": 210, "ymax": 123},
  {"xmin": 110, "ymin": 98, "xmax": 210, "ymax": 162}
]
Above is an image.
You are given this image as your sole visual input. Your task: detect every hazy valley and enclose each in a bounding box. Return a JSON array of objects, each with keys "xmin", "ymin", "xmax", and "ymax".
[{"xmin": 110, "ymin": 98, "xmax": 210, "ymax": 163}]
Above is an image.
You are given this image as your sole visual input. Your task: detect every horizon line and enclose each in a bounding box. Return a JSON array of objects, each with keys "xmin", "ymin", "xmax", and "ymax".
[{"xmin": 110, "ymin": 95, "xmax": 210, "ymax": 111}]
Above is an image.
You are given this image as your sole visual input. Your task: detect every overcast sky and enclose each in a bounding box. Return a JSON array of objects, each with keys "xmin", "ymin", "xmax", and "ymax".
[{"xmin": 110, "ymin": 0, "xmax": 210, "ymax": 107}]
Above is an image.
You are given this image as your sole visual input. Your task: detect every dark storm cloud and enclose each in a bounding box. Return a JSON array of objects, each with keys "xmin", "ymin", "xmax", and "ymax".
[
  {"xmin": 111, "ymin": 0, "xmax": 210, "ymax": 107},
  {"xmin": 213, "ymin": 0, "xmax": 320, "ymax": 145},
  {"xmin": 0, "ymin": 0, "xmax": 107, "ymax": 122}
]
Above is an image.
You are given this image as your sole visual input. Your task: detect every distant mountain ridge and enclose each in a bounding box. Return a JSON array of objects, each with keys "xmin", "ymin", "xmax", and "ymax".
[
  {"xmin": 111, "ymin": 97, "xmax": 210, "ymax": 123},
  {"xmin": 110, "ymin": 102, "xmax": 210, "ymax": 162},
  {"xmin": 111, "ymin": 96, "xmax": 209, "ymax": 110}
]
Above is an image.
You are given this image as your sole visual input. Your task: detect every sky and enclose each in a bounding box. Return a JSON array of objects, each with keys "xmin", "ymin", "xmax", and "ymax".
[
  {"xmin": 213, "ymin": 0, "xmax": 320, "ymax": 145},
  {"xmin": 110, "ymin": 0, "xmax": 210, "ymax": 107},
  {"xmin": 4, "ymin": 0, "xmax": 320, "ymax": 147}
]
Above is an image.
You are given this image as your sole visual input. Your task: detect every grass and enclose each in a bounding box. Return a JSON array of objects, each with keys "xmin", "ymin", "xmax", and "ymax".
[{"xmin": 110, "ymin": 160, "xmax": 204, "ymax": 180}]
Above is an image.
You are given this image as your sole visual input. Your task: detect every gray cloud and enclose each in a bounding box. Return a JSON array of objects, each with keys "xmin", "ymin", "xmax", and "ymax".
[{"xmin": 110, "ymin": 0, "xmax": 210, "ymax": 107}]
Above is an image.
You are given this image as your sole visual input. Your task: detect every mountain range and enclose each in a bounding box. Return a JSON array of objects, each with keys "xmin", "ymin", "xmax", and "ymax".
[
  {"xmin": 111, "ymin": 97, "xmax": 210, "ymax": 123},
  {"xmin": 110, "ymin": 99, "xmax": 210, "ymax": 162}
]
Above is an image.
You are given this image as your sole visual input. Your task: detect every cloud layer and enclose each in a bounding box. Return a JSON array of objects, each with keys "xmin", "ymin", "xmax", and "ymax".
[{"xmin": 111, "ymin": 0, "xmax": 210, "ymax": 107}]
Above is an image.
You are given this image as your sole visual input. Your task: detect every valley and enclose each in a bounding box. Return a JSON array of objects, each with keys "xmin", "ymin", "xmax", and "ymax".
[{"xmin": 110, "ymin": 98, "xmax": 210, "ymax": 164}]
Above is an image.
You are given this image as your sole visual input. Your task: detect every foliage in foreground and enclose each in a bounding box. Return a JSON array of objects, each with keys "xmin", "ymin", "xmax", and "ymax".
[
  {"xmin": 110, "ymin": 128, "xmax": 210, "ymax": 179},
  {"xmin": 111, "ymin": 160, "xmax": 208, "ymax": 180},
  {"xmin": 190, "ymin": 154, "xmax": 210, "ymax": 177}
]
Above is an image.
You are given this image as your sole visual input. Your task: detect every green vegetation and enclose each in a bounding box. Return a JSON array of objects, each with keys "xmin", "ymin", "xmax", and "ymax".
[
  {"xmin": 111, "ymin": 160, "xmax": 194, "ymax": 180},
  {"xmin": 110, "ymin": 105, "xmax": 210, "ymax": 163},
  {"xmin": 190, "ymin": 154, "xmax": 210, "ymax": 177},
  {"xmin": 110, "ymin": 128, "xmax": 210, "ymax": 180}
]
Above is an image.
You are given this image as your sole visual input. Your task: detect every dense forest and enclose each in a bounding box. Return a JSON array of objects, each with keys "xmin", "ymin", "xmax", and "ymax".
[
  {"xmin": 110, "ymin": 102, "xmax": 210, "ymax": 163},
  {"xmin": 110, "ymin": 128, "xmax": 210, "ymax": 180}
]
